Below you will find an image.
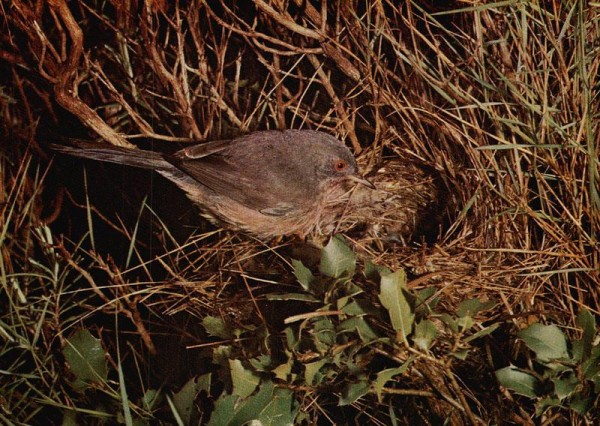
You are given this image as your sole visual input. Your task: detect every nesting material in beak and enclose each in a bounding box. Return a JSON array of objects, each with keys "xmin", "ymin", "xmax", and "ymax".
[{"xmin": 346, "ymin": 174, "xmax": 376, "ymax": 190}]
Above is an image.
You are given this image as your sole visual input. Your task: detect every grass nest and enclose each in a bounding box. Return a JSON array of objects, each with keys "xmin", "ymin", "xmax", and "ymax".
[{"xmin": 1, "ymin": 1, "xmax": 599, "ymax": 425}]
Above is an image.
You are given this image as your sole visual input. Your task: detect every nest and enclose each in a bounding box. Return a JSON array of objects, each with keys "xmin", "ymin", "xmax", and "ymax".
[{"xmin": 1, "ymin": 1, "xmax": 599, "ymax": 424}]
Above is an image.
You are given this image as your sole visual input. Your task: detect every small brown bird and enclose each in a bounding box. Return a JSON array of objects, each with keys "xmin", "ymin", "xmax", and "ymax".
[{"xmin": 52, "ymin": 130, "xmax": 374, "ymax": 239}]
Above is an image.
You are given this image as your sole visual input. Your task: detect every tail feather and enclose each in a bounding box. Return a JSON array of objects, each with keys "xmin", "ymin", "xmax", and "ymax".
[{"xmin": 50, "ymin": 139, "xmax": 171, "ymax": 171}]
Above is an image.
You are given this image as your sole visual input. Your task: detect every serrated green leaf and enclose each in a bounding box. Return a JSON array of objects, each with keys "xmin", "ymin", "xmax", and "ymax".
[
  {"xmin": 319, "ymin": 236, "xmax": 356, "ymax": 278},
  {"xmin": 518, "ymin": 324, "xmax": 569, "ymax": 362},
  {"xmin": 576, "ymin": 309, "xmax": 596, "ymax": 360},
  {"xmin": 463, "ymin": 323, "xmax": 500, "ymax": 343},
  {"xmin": 414, "ymin": 287, "xmax": 438, "ymax": 314},
  {"xmin": 373, "ymin": 358, "xmax": 414, "ymax": 402},
  {"xmin": 340, "ymin": 299, "xmax": 373, "ymax": 316},
  {"xmin": 63, "ymin": 329, "xmax": 108, "ymax": 391},
  {"xmin": 552, "ymin": 372, "xmax": 578, "ymax": 400},
  {"xmin": 379, "ymin": 269, "xmax": 414, "ymax": 341},
  {"xmin": 338, "ymin": 317, "xmax": 378, "ymax": 342},
  {"xmin": 413, "ymin": 320, "xmax": 438, "ymax": 351},
  {"xmin": 364, "ymin": 259, "xmax": 391, "ymax": 281},
  {"xmin": 569, "ymin": 392, "xmax": 593, "ymax": 415},
  {"xmin": 582, "ymin": 345, "xmax": 600, "ymax": 381},
  {"xmin": 304, "ymin": 358, "xmax": 329, "ymax": 386},
  {"xmin": 202, "ymin": 316, "xmax": 232, "ymax": 339},
  {"xmin": 207, "ymin": 393, "xmax": 236, "ymax": 426},
  {"xmin": 284, "ymin": 327, "xmax": 298, "ymax": 351},
  {"xmin": 273, "ymin": 357, "xmax": 293, "ymax": 381},
  {"xmin": 313, "ymin": 317, "xmax": 336, "ymax": 351},
  {"xmin": 173, "ymin": 377, "xmax": 206, "ymax": 425},
  {"xmin": 292, "ymin": 259, "xmax": 314, "ymax": 290},
  {"xmin": 229, "ymin": 359, "xmax": 260, "ymax": 399},
  {"xmin": 258, "ymin": 387, "xmax": 297, "ymax": 426},
  {"xmin": 213, "ymin": 345, "xmax": 232, "ymax": 366},
  {"xmin": 439, "ymin": 313, "xmax": 458, "ymax": 333},
  {"xmin": 457, "ymin": 298, "xmax": 495, "ymax": 318},
  {"xmin": 535, "ymin": 397, "xmax": 562, "ymax": 416},
  {"xmin": 339, "ymin": 379, "xmax": 370, "ymax": 406},
  {"xmin": 208, "ymin": 382, "xmax": 277, "ymax": 426},
  {"xmin": 496, "ymin": 366, "xmax": 541, "ymax": 398}
]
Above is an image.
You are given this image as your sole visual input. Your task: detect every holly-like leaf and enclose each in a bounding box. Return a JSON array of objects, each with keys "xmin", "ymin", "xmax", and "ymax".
[
  {"xmin": 373, "ymin": 358, "xmax": 414, "ymax": 402},
  {"xmin": 319, "ymin": 236, "xmax": 356, "ymax": 278},
  {"xmin": 173, "ymin": 376, "xmax": 209, "ymax": 425},
  {"xmin": 576, "ymin": 309, "xmax": 596, "ymax": 360},
  {"xmin": 339, "ymin": 379, "xmax": 370, "ymax": 406},
  {"xmin": 292, "ymin": 259, "xmax": 314, "ymax": 290},
  {"xmin": 496, "ymin": 366, "xmax": 541, "ymax": 398},
  {"xmin": 202, "ymin": 316, "xmax": 233, "ymax": 339},
  {"xmin": 457, "ymin": 298, "xmax": 495, "ymax": 318},
  {"xmin": 304, "ymin": 358, "xmax": 329, "ymax": 386},
  {"xmin": 63, "ymin": 329, "xmax": 108, "ymax": 391},
  {"xmin": 379, "ymin": 269, "xmax": 414, "ymax": 341},
  {"xmin": 413, "ymin": 319, "xmax": 438, "ymax": 351},
  {"xmin": 518, "ymin": 324, "xmax": 569, "ymax": 362},
  {"xmin": 229, "ymin": 359, "xmax": 260, "ymax": 399}
]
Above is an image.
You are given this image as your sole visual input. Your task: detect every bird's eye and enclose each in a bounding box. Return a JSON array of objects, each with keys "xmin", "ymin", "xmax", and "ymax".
[{"xmin": 334, "ymin": 160, "xmax": 348, "ymax": 172}]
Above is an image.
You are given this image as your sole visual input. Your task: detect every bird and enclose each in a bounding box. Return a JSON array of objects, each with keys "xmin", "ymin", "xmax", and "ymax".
[{"xmin": 51, "ymin": 129, "xmax": 375, "ymax": 239}]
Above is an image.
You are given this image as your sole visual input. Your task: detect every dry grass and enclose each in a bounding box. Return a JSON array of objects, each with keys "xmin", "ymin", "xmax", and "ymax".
[{"xmin": 1, "ymin": 1, "xmax": 599, "ymax": 424}]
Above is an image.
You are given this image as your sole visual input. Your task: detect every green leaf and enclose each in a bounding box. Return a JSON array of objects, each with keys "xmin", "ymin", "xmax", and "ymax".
[
  {"xmin": 266, "ymin": 293, "xmax": 319, "ymax": 302},
  {"xmin": 414, "ymin": 287, "xmax": 438, "ymax": 314},
  {"xmin": 312, "ymin": 317, "xmax": 336, "ymax": 352},
  {"xmin": 142, "ymin": 389, "xmax": 162, "ymax": 411},
  {"xmin": 569, "ymin": 392, "xmax": 593, "ymax": 415},
  {"xmin": 551, "ymin": 371, "xmax": 578, "ymax": 400},
  {"xmin": 463, "ymin": 323, "xmax": 500, "ymax": 343},
  {"xmin": 63, "ymin": 329, "xmax": 108, "ymax": 391},
  {"xmin": 208, "ymin": 382, "xmax": 279, "ymax": 426},
  {"xmin": 535, "ymin": 397, "xmax": 562, "ymax": 416},
  {"xmin": 258, "ymin": 387, "xmax": 297, "ymax": 426},
  {"xmin": 229, "ymin": 359, "xmax": 260, "ymax": 399},
  {"xmin": 372, "ymin": 358, "xmax": 414, "ymax": 402},
  {"xmin": 283, "ymin": 327, "xmax": 298, "ymax": 351},
  {"xmin": 319, "ymin": 236, "xmax": 356, "ymax": 278},
  {"xmin": 173, "ymin": 376, "xmax": 207, "ymax": 425},
  {"xmin": 292, "ymin": 259, "xmax": 314, "ymax": 290},
  {"xmin": 202, "ymin": 316, "xmax": 232, "ymax": 339},
  {"xmin": 496, "ymin": 366, "xmax": 541, "ymax": 398},
  {"xmin": 364, "ymin": 259, "xmax": 391, "ymax": 281},
  {"xmin": 518, "ymin": 324, "xmax": 569, "ymax": 362},
  {"xmin": 451, "ymin": 350, "xmax": 469, "ymax": 360},
  {"xmin": 340, "ymin": 298, "xmax": 379, "ymax": 317},
  {"xmin": 273, "ymin": 357, "xmax": 293, "ymax": 381},
  {"xmin": 379, "ymin": 269, "xmax": 414, "ymax": 341},
  {"xmin": 339, "ymin": 379, "xmax": 370, "ymax": 406},
  {"xmin": 229, "ymin": 382, "xmax": 276, "ymax": 425},
  {"xmin": 457, "ymin": 298, "xmax": 495, "ymax": 318},
  {"xmin": 338, "ymin": 317, "xmax": 379, "ymax": 342},
  {"xmin": 439, "ymin": 313, "xmax": 458, "ymax": 333},
  {"xmin": 207, "ymin": 393, "xmax": 236, "ymax": 426},
  {"xmin": 413, "ymin": 320, "xmax": 438, "ymax": 351},
  {"xmin": 582, "ymin": 345, "xmax": 600, "ymax": 382},
  {"xmin": 304, "ymin": 358, "xmax": 329, "ymax": 386},
  {"xmin": 576, "ymin": 309, "xmax": 596, "ymax": 360}
]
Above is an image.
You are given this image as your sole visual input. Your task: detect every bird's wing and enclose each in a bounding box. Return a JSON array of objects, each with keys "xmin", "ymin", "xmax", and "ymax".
[{"xmin": 166, "ymin": 151, "xmax": 299, "ymax": 216}]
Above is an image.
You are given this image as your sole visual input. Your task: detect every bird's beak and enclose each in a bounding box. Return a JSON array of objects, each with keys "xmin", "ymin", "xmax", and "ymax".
[{"xmin": 346, "ymin": 173, "xmax": 376, "ymax": 189}]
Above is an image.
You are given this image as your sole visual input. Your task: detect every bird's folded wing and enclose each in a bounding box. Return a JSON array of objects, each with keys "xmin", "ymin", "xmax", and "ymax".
[{"xmin": 166, "ymin": 154, "xmax": 298, "ymax": 216}]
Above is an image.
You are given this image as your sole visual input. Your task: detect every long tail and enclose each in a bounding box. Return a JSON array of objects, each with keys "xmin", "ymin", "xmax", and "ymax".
[
  {"xmin": 50, "ymin": 139, "xmax": 172, "ymax": 171},
  {"xmin": 50, "ymin": 139, "xmax": 205, "ymax": 204}
]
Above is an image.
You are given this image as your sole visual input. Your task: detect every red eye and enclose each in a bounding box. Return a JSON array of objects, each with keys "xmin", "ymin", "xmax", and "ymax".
[{"xmin": 334, "ymin": 160, "xmax": 348, "ymax": 172}]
